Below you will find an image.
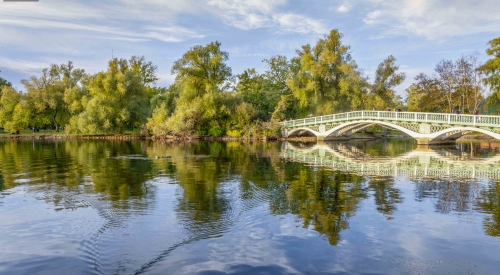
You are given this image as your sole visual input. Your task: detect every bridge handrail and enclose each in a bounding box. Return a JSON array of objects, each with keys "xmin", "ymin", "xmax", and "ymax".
[{"xmin": 279, "ymin": 110, "xmax": 500, "ymax": 128}]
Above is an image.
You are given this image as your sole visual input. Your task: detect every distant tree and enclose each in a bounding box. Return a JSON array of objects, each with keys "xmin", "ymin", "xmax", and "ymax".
[
  {"xmin": 263, "ymin": 55, "xmax": 292, "ymax": 95},
  {"xmin": 405, "ymin": 73, "xmax": 444, "ymax": 112},
  {"xmin": 480, "ymin": 37, "xmax": 500, "ymax": 114},
  {"xmin": 369, "ymin": 55, "xmax": 406, "ymax": 110},
  {"xmin": 287, "ymin": 29, "xmax": 367, "ymax": 115},
  {"xmin": 0, "ymin": 70, "xmax": 12, "ymax": 94},
  {"xmin": 73, "ymin": 58, "xmax": 150, "ymax": 134},
  {"xmin": 22, "ymin": 61, "xmax": 85, "ymax": 132},
  {"xmin": 0, "ymin": 86, "xmax": 30, "ymax": 134},
  {"xmin": 162, "ymin": 41, "xmax": 233, "ymax": 136}
]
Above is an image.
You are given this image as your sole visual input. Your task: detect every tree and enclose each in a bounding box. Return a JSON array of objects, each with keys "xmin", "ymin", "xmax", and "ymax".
[
  {"xmin": 455, "ymin": 53, "xmax": 485, "ymax": 113},
  {"xmin": 0, "ymin": 70, "xmax": 12, "ymax": 96},
  {"xmin": 480, "ymin": 37, "xmax": 500, "ymax": 114},
  {"xmin": 287, "ymin": 30, "xmax": 367, "ymax": 116},
  {"xmin": 234, "ymin": 68, "xmax": 273, "ymax": 121},
  {"xmin": 369, "ymin": 55, "xmax": 406, "ymax": 110},
  {"xmin": 263, "ymin": 55, "xmax": 292, "ymax": 95},
  {"xmin": 73, "ymin": 58, "xmax": 150, "ymax": 134},
  {"xmin": 405, "ymin": 73, "xmax": 446, "ymax": 112},
  {"xmin": 435, "ymin": 59, "xmax": 458, "ymax": 113},
  {"xmin": 22, "ymin": 62, "xmax": 86, "ymax": 131},
  {"xmin": 146, "ymin": 85, "xmax": 179, "ymax": 135},
  {"xmin": 162, "ymin": 41, "xmax": 233, "ymax": 135},
  {"xmin": 129, "ymin": 56, "xmax": 159, "ymax": 86},
  {"xmin": 0, "ymin": 86, "xmax": 30, "ymax": 134}
]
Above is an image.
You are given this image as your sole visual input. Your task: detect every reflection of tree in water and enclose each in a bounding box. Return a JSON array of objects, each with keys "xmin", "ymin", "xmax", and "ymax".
[
  {"xmin": 413, "ymin": 179, "xmax": 480, "ymax": 214},
  {"xmin": 476, "ymin": 182, "xmax": 500, "ymax": 237},
  {"xmin": 0, "ymin": 140, "xmax": 157, "ymax": 209},
  {"xmin": 354, "ymin": 138, "xmax": 416, "ymax": 157},
  {"xmin": 368, "ymin": 177, "xmax": 403, "ymax": 219},
  {"xmin": 268, "ymin": 164, "xmax": 368, "ymax": 245}
]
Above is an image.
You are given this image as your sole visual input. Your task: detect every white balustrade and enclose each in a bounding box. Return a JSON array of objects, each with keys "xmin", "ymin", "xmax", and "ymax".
[{"xmin": 280, "ymin": 110, "xmax": 500, "ymax": 129}]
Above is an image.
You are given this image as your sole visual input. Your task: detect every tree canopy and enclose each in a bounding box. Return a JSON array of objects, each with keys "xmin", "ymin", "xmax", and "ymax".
[{"xmin": 2, "ymin": 31, "xmax": 498, "ymax": 136}]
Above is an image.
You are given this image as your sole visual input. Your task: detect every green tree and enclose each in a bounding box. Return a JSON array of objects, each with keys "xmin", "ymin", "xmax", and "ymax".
[
  {"xmin": 0, "ymin": 86, "xmax": 30, "ymax": 134},
  {"xmin": 405, "ymin": 73, "xmax": 446, "ymax": 112},
  {"xmin": 369, "ymin": 55, "xmax": 406, "ymax": 110},
  {"xmin": 73, "ymin": 58, "xmax": 150, "ymax": 134},
  {"xmin": 263, "ymin": 55, "xmax": 292, "ymax": 95},
  {"xmin": 21, "ymin": 62, "xmax": 85, "ymax": 131},
  {"xmin": 0, "ymin": 70, "xmax": 12, "ymax": 96},
  {"xmin": 480, "ymin": 37, "xmax": 500, "ymax": 114},
  {"xmin": 162, "ymin": 41, "xmax": 233, "ymax": 136},
  {"xmin": 287, "ymin": 30, "xmax": 367, "ymax": 116},
  {"xmin": 234, "ymin": 68, "xmax": 275, "ymax": 121}
]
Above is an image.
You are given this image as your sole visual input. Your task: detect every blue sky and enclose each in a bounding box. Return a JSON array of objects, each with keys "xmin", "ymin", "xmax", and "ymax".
[{"xmin": 1, "ymin": 0, "xmax": 499, "ymax": 95}]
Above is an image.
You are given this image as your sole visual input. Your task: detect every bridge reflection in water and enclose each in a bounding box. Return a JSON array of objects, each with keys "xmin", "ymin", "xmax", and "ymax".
[{"xmin": 281, "ymin": 140, "xmax": 500, "ymax": 180}]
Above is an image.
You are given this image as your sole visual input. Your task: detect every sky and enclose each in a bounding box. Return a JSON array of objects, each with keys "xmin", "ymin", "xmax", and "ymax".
[{"xmin": 0, "ymin": 0, "xmax": 499, "ymax": 96}]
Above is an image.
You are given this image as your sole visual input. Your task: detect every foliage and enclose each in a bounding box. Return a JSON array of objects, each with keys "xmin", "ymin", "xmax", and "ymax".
[
  {"xmin": 0, "ymin": 86, "xmax": 30, "ymax": 134},
  {"xmin": 368, "ymin": 55, "xmax": 406, "ymax": 110},
  {"xmin": 405, "ymin": 54, "xmax": 485, "ymax": 114},
  {"xmin": 0, "ymin": 70, "xmax": 12, "ymax": 96},
  {"xmin": 287, "ymin": 30, "xmax": 367, "ymax": 116},
  {"xmin": 70, "ymin": 58, "xmax": 150, "ymax": 134},
  {"xmin": 3, "ymin": 32, "xmax": 499, "ymax": 136},
  {"xmin": 480, "ymin": 37, "xmax": 500, "ymax": 114}
]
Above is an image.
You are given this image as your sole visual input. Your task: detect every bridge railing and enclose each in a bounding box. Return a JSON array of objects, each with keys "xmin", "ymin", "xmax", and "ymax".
[{"xmin": 280, "ymin": 110, "xmax": 500, "ymax": 128}]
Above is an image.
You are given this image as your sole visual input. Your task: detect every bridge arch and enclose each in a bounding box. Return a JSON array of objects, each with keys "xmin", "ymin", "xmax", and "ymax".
[
  {"xmin": 322, "ymin": 120, "xmax": 421, "ymax": 139},
  {"xmin": 287, "ymin": 127, "xmax": 321, "ymax": 138},
  {"xmin": 429, "ymin": 127, "xmax": 500, "ymax": 142}
]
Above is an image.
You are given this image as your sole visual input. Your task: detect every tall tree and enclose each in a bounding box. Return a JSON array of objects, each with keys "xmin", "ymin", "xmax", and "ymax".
[
  {"xmin": 435, "ymin": 59, "xmax": 458, "ymax": 113},
  {"xmin": 480, "ymin": 36, "xmax": 500, "ymax": 114},
  {"xmin": 0, "ymin": 86, "xmax": 30, "ymax": 134},
  {"xmin": 74, "ymin": 58, "xmax": 150, "ymax": 134},
  {"xmin": 369, "ymin": 55, "xmax": 406, "ymax": 110},
  {"xmin": 405, "ymin": 73, "xmax": 445, "ymax": 112},
  {"xmin": 287, "ymin": 30, "xmax": 367, "ymax": 116},
  {"xmin": 263, "ymin": 55, "xmax": 292, "ymax": 95},
  {"xmin": 158, "ymin": 41, "xmax": 233, "ymax": 135},
  {"xmin": 22, "ymin": 62, "xmax": 85, "ymax": 131}
]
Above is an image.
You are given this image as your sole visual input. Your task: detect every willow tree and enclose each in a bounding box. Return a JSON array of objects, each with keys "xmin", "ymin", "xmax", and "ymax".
[
  {"xmin": 480, "ymin": 36, "xmax": 500, "ymax": 114},
  {"xmin": 20, "ymin": 62, "xmax": 86, "ymax": 132},
  {"xmin": 73, "ymin": 58, "xmax": 150, "ymax": 134},
  {"xmin": 369, "ymin": 55, "xmax": 406, "ymax": 110},
  {"xmin": 156, "ymin": 41, "xmax": 233, "ymax": 136},
  {"xmin": 287, "ymin": 30, "xmax": 367, "ymax": 116},
  {"xmin": 0, "ymin": 86, "xmax": 30, "ymax": 134}
]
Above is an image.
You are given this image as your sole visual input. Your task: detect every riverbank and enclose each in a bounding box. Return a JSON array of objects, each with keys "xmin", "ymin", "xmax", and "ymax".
[{"xmin": 0, "ymin": 132, "xmax": 497, "ymax": 142}]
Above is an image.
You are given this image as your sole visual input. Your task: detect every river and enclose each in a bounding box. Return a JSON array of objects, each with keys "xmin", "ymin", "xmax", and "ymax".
[{"xmin": 0, "ymin": 139, "xmax": 499, "ymax": 274}]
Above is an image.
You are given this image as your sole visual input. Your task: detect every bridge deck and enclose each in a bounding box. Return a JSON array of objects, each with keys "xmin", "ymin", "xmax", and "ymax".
[{"xmin": 280, "ymin": 111, "xmax": 500, "ymax": 128}]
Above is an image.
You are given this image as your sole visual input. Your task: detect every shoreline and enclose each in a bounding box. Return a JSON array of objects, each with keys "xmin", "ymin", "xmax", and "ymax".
[{"xmin": 0, "ymin": 133, "xmax": 497, "ymax": 142}]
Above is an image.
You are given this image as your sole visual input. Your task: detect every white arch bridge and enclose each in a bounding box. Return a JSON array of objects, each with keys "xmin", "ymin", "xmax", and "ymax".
[{"xmin": 279, "ymin": 111, "xmax": 500, "ymax": 145}]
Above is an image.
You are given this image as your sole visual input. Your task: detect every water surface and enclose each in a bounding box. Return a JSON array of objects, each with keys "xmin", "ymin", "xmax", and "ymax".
[{"xmin": 0, "ymin": 139, "xmax": 499, "ymax": 274}]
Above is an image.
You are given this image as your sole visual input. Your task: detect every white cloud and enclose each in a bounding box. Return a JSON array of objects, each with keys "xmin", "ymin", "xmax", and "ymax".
[
  {"xmin": 0, "ymin": 57, "xmax": 48, "ymax": 73},
  {"xmin": 208, "ymin": 0, "xmax": 327, "ymax": 34},
  {"xmin": 361, "ymin": 0, "xmax": 500, "ymax": 39},
  {"xmin": 0, "ymin": 0, "xmax": 205, "ymax": 44},
  {"xmin": 337, "ymin": 4, "xmax": 351, "ymax": 13},
  {"xmin": 272, "ymin": 13, "xmax": 327, "ymax": 34}
]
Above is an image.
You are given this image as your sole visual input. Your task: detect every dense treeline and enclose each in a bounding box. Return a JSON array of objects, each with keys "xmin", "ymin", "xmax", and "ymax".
[{"xmin": 1, "ymin": 30, "xmax": 500, "ymax": 136}]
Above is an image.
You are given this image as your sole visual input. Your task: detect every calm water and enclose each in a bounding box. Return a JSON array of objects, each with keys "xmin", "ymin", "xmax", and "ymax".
[{"xmin": 1, "ymin": 139, "xmax": 500, "ymax": 275}]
